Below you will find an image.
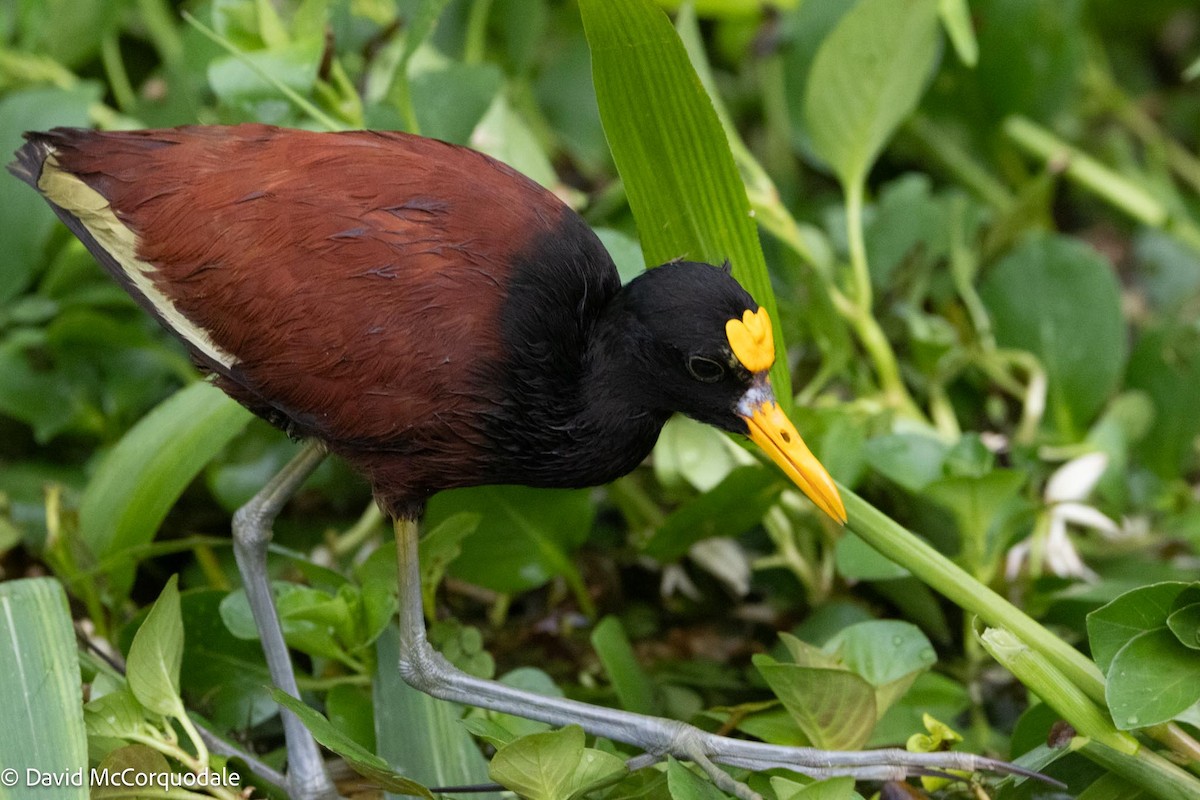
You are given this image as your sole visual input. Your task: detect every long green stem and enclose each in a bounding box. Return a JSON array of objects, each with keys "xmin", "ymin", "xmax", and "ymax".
[
  {"xmin": 845, "ymin": 179, "xmax": 871, "ymax": 316},
  {"xmin": 841, "ymin": 488, "xmax": 1108, "ymax": 702},
  {"xmin": 1003, "ymin": 115, "xmax": 1166, "ymax": 227},
  {"xmin": 464, "ymin": 0, "xmax": 493, "ymax": 65},
  {"xmin": 858, "ymin": 501, "xmax": 1200, "ymax": 785},
  {"xmin": 136, "ymin": 0, "xmax": 184, "ymax": 67},
  {"xmin": 393, "ymin": 76, "xmax": 421, "ymax": 134},
  {"xmin": 1085, "ymin": 63, "xmax": 1200, "ymax": 196},
  {"xmin": 1082, "ymin": 741, "xmax": 1200, "ymax": 800},
  {"xmin": 181, "ymin": 11, "xmax": 343, "ymax": 132},
  {"xmin": 981, "ymin": 628, "xmax": 1131, "ymax": 750},
  {"xmin": 331, "ymin": 502, "xmax": 385, "ymax": 558},
  {"xmin": 947, "ymin": 195, "xmax": 994, "ymax": 350},
  {"xmin": 851, "ymin": 308, "xmax": 923, "ymax": 419},
  {"xmin": 904, "ymin": 114, "xmax": 1014, "ymax": 211},
  {"xmin": 176, "ymin": 712, "xmax": 211, "ymax": 775},
  {"xmin": 101, "ymin": 35, "xmax": 137, "ymax": 112},
  {"xmin": 1007, "ymin": 111, "xmax": 1200, "ymax": 252},
  {"xmin": 841, "ymin": 180, "xmax": 925, "ymax": 418}
]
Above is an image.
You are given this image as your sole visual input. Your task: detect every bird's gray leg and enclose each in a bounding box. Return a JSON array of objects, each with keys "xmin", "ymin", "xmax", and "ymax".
[
  {"xmin": 232, "ymin": 441, "xmax": 337, "ymax": 800},
  {"xmin": 393, "ymin": 518, "xmax": 1043, "ymax": 794}
]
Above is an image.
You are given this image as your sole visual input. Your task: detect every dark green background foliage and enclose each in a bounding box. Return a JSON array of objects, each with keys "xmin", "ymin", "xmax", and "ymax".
[{"xmin": 1, "ymin": 1, "xmax": 1198, "ymax": 799}]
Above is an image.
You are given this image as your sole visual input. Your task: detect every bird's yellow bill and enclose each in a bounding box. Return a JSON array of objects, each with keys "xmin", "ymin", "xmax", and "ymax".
[{"xmin": 741, "ymin": 396, "xmax": 847, "ymax": 524}]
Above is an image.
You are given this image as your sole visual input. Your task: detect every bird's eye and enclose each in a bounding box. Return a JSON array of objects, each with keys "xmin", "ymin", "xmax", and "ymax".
[{"xmin": 686, "ymin": 355, "xmax": 725, "ymax": 383}]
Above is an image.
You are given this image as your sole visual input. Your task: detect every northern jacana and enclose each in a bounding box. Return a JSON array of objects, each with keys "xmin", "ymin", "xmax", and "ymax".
[{"xmin": 10, "ymin": 125, "xmax": 1026, "ymax": 800}]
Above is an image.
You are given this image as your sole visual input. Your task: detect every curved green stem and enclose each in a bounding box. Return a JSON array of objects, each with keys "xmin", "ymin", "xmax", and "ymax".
[
  {"xmin": 464, "ymin": 0, "xmax": 493, "ymax": 64},
  {"xmin": 101, "ymin": 35, "xmax": 136, "ymax": 113},
  {"xmin": 1003, "ymin": 115, "xmax": 1166, "ymax": 227},
  {"xmin": 905, "ymin": 114, "xmax": 1014, "ymax": 211},
  {"xmin": 845, "ymin": 179, "xmax": 871, "ymax": 316},
  {"xmin": 839, "ymin": 179, "xmax": 925, "ymax": 419}
]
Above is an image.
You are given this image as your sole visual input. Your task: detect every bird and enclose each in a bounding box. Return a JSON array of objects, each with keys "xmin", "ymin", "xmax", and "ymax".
[{"xmin": 10, "ymin": 125, "xmax": 1029, "ymax": 800}]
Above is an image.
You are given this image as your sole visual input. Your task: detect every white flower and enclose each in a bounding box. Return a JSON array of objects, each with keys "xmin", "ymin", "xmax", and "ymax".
[
  {"xmin": 1006, "ymin": 452, "xmax": 1124, "ymax": 582},
  {"xmin": 660, "ymin": 538, "xmax": 752, "ymax": 599}
]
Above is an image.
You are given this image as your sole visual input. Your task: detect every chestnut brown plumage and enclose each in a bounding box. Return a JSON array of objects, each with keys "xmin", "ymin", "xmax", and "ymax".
[{"xmin": 10, "ymin": 125, "xmax": 1040, "ymax": 800}]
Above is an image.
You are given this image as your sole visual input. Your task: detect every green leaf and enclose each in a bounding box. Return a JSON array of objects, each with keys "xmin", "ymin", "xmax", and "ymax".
[
  {"xmin": 567, "ymin": 748, "xmax": 627, "ymax": 799},
  {"xmin": 221, "ymin": 582, "xmax": 347, "ymax": 662},
  {"xmin": 373, "ymin": 628, "xmax": 491, "ymax": 796},
  {"xmin": 778, "ymin": 632, "xmax": 842, "ymax": 669},
  {"xmin": 857, "ymin": 170, "xmax": 953, "ymax": 278},
  {"xmin": 15, "ymin": 1, "xmax": 131, "ymax": 67},
  {"xmin": 871, "ymin": 578, "xmax": 951, "ymax": 646},
  {"xmin": 429, "ymin": 486, "xmax": 594, "ymax": 606},
  {"xmin": 327, "ymin": 684, "xmax": 376, "ymax": 754},
  {"xmin": 462, "ymin": 716, "xmax": 521, "ymax": 749},
  {"xmin": 360, "ymin": 578, "xmax": 401, "ymax": 652},
  {"xmin": 723, "ymin": 705, "xmax": 807, "ymax": 746},
  {"xmin": 1077, "ymin": 773, "xmax": 1147, "ymax": 800},
  {"xmin": 591, "ymin": 616, "xmax": 661, "ymax": 716},
  {"xmin": 834, "ymin": 533, "xmax": 909, "ymax": 581},
  {"xmin": 641, "ymin": 466, "xmax": 783, "ymax": 562},
  {"xmin": 126, "ymin": 575, "xmax": 185, "ymax": 719},
  {"xmin": 972, "ymin": 0, "xmax": 1087, "ymax": 123},
  {"xmin": 937, "ymin": 0, "xmax": 978, "ymax": 66},
  {"xmin": 400, "ymin": 0, "xmax": 451, "ymax": 67},
  {"xmin": 1126, "ymin": 324, "xmax": 1200, "ymax": 479},
  {"xmin": 385, "ymin": 0, "xmax": 453, "ymax": 133},
  {"xmin": 665, "ymin": 758, "xmax": 730, "ymax": 800},
  {"xmin": 410, "ymin": 62, "xmax": 505, "ymax": 144},
  {"xmin": 418, "ymin": 512, "xmax": 481, "ymax": 617},
  {"xmin": 429, "ymin": 619, "xmax": 495, "ymax": 679},
  {"xmin": 207, "ymin": 36, "xmax": 323, "ymax": 104},
  {"xmin": 981, "ymin": 234, "xmax": 1126, "ymax": 436},
  {"xmin": 803, "ymin": 0, "xmax": 940, "ymax": 187},
  {"xmin": 654, "ymin": 415, "xmax": 741, "ymax": 492},
  {"xmin": 210, "ymin": 0, "xmax": 271, "ymax": 48},
  {"xmin": 1167, "ymin": 603, "xmax": 1200, "ymax": 651},
  {"xmin": 84, "ymin": 690, "xmax": 151, "ymax": 762},
  {"xmin": 470, "ymin": 94, "xmax": 557, "ymax": 188},
  {"xmin": 489, "ymin": 726, "xmax": 587, "ymax": 800},
  {"xmin": 463, "ymin": 668, "xmax": 559, "ymax": 747},
  {"xmin": 780, "ymin": 0, "xmax": 855, "ymax": 155},
  {"xmin": 0, "ymin": 330, "xmax": 90, "ymax": 443},
  {"xmin": 0, "ymin": 84, "xmax": 102, "ymax": 303},
  {"xmin": 79, "ymin": 382, "xmax": 252, "ymax": 601},
  {"xmin": 579, "ymin": 0, "xmax": 790, "ymax": 403},
  {"xmin": 1086, "ymin": 582, "xmax": 1192, "ymax": 673},
  {"xmin": 924, "ymin": 469, "xmax": 1025, "ymax": 561},
  {"xmin": 179, "ymin": 590, "xmax": 275, "ymax": 729},
  {"xmin": 1186, "ymin": 54, "xmax": 1200, "ymax": 81},
  {"xmin": 91, "ymin": 745, "xmax": 173, "ymax": 800},
  {"xmin": 1132, "ymin": 229, "xmax": 1200, "ymax": 314},
  {"xmin": 594, "ymin": 228, "xmax": 646, "ymax": 285},
  {"xmin": 870, "ymin": 671, "xmax": 970, "ymax": 748},
  {"xmin": 773, "ymin": 775, "xmax": 858, "ymax": 800},
  {"xmin": 754, "ymin": 654, "xmax": 877, "ymax": 750},
  {"xmin": 1106, "ymin": 628, "xmax": 1200, "ymax": 729},
  {"xmin": 0, "ymin": 578, "xmax": 88, "ymax": 798},
  {"xmin": 272, "ymin": 688, "xmax": 434, "ymax": 798},
  {"xmin": 825, "ymin": 620, "xmax": 936, "ymax": 709},
  {"xmin": 83, "ymin": 689, "xmax": 146, "ymax": 741},
  {"xmin": 863, "ymin": 433, "xmax": 949, "ymax": 492}
]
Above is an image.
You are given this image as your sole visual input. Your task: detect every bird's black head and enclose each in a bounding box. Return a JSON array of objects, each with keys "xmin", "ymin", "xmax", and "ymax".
[
  {"xmin": 601, "ymin": 260, "xmax": 764, "ymax": 433},
  {"xmin": 596, "ymin": 260, "xmax": 847, "ymax": 523}
]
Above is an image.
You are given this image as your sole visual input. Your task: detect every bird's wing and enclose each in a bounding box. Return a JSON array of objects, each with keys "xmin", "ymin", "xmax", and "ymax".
[{"xmin": 12, "ymin": 125, "xmax": 571, "ymax": 452}]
